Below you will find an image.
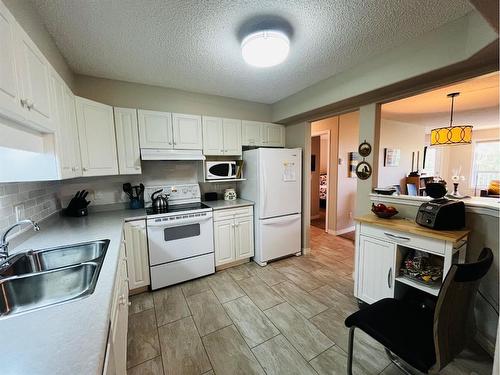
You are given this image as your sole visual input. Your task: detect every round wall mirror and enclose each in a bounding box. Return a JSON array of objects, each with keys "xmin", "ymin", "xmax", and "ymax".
[
  {"xmin": 356, "ymin": 161, "xmax": 372, "ymax": 180},
  {"xmin": 358, "ymin": 141, "xmax": 372, "ymax": 157}
]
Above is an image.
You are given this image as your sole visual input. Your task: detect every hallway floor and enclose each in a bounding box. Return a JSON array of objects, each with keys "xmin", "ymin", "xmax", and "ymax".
[{"xmin": 126, "ymin": 226, "xmax": 493, "ymax": 375}]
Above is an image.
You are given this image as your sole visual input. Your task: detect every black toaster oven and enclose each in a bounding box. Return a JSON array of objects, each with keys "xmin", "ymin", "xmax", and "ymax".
[{"xmin": 416, "ymin": 199, "xmax": 465, "ymax": 230}]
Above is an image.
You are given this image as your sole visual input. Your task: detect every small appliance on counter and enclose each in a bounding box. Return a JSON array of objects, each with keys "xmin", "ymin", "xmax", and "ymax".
[
  {"xmin": 123, "ymin": 183, "xmax": 145, "ymax": 209},
  {"xmin": 224, "ymin": 188, "xmax": 237, "ymax": 200},
  {"xmin": 415, "ymin": 183, "xmax": 465, "ymax": 230},
  {"xmin": 64, "ymin": 190, "xmax": 91, "ymax": 217}
]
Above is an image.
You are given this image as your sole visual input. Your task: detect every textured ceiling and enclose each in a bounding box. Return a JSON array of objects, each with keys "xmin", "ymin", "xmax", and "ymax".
[{"xmin": 30, "ymin": 0, "xmax": 472, "ymax": 104}]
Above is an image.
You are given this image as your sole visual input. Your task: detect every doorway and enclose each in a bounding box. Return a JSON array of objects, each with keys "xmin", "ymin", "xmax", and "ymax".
[
  {"xmin": 309, "ymin": 111, "xmax": 359, "ymax": 242},
  {"xmin": 310, "ymin": 131, "xmax": 330, "ymax": 231}
]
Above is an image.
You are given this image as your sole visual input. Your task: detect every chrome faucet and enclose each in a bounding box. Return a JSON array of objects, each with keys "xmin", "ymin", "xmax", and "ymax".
[{"xmin": 0, "ymin": 219, "xmax": 40, "ymax": 260}]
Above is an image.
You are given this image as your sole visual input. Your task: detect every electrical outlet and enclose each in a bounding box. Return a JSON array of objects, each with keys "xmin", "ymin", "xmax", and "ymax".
[{"xmin": 14, "ymin": 204, "xmax": 25, "ymax": 221}]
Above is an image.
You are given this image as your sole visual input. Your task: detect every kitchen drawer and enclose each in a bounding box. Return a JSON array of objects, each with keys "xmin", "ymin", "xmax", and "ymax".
[
  {"xmin": 213, "ymin": 206, "xmax": 253, "ymax": 221},
  {"xmin": 359, "ymin": 223, "xmax": 445, "ymax": 255}
]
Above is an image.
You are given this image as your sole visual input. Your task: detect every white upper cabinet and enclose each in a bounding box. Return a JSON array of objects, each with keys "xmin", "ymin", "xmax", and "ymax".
[
  {"xmin": 0, "ymin": 2, "xmax": 54, "ymax": 132},
  {"xmin": 138, "ymin": 109, "xmax": 173, "ymax": 149},
  {"xmin": 172, "ymin": 113, "xmax": 202, "ymax": 150},
  {"xmin": 203, "ymin": 117, "xmax": 241, "ymax": 156},
  {"xmin": 0, "ymin": 2, "xmax": 22, "ymax": 121},
  {"xmin": 262, "ymin": 123, "xmax": 285, "ymax": 147},
  {"xmin": 222, "ymin": 118, "xmax": 242, "ymax": 155},
  {"xmin": 242, "ymin": 120, "xmax": 262, "ymax": 146},
  {"xmin": 15, "ymin": 25, "xmax": 53, "ymax": 132},
  {"xmin": 202, "ymin": 116, "xmax": 224, "ymax": 155},
  {"xmin": 49, "ymin": 70, "xmax": 81, "ymax": 179},
  {"xmin": 64, "ymin": 87, "xmax": 82, "ymax": 177},
  {"xmin": 114, "ymin": 107, "xmax": 141, "ymax": 175},
  {"xmin": 76, "ymin": 96, "xmax": 118, "ymax": 176}
]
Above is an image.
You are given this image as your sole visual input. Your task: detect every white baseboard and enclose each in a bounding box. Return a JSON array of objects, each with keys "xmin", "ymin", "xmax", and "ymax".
[{"xmin": 334, "ymin": 226, "xmax": 355, "ymax": 236}]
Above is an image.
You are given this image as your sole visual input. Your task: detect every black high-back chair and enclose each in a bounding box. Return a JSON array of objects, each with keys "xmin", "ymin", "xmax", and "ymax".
[{"xmin": 345, "ymin": 248, "xmax": 493, "ymax": 374}]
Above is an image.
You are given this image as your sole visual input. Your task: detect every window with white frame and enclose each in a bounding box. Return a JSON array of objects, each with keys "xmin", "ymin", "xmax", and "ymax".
[{"xmin": 471, "ymin": 140, "xmax": 500, "ymax": 188}]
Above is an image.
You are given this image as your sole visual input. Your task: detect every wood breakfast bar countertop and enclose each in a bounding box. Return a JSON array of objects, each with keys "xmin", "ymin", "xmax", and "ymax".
[{"xmin": 354, "ymin": 214, "xmax": 470, "ymax": 243}]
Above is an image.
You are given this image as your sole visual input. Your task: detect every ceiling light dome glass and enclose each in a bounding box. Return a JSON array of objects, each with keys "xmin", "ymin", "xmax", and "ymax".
[{"xmin": 241, "ymin": 30, "xmax": 290, "ymax": 68}]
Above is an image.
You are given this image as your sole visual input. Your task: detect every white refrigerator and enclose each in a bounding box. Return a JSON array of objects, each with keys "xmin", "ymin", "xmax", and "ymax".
[{"xmin": 240, "ymin": 148, "xmax": 302, "ymax": 266}]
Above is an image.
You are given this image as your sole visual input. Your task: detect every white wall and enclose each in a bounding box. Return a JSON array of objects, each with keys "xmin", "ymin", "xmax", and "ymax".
[
  {"xmin": 285, "ymin": 122, "xmax": 311, "ymax": 251},
  {"xmin": 336, "ymin": 111, "xmax": 359, "ymax": 231},
  {"xmin": 74, "ymin": 75, "xmax": 272, "ymax": 122},
  {"xmin": 378, "ymin": 119, "xmax": 426, "ymax": 193}
]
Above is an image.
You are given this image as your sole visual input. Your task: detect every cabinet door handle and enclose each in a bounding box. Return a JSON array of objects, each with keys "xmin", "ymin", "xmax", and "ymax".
[
  {"xmin": 82, "ymin": 167, "xmax": 88, "ymax": 172},
  {"xmin": 383, "ymin": 232, "xmax": 410, "ymax": 241},
  {"xmin": 135, "ymin": 166, "xmax": 141, "ymax": 170},
  {"xmin": 168, "ymin": 141, "xmax": 172, "ymax": 145},
  {"xmin": 20, "ymin": 98, "xmax": 28, "ymax": 108},
  {"xmin": 26, "ymin": 100, "xmax": 34, "ymax": 110},
  {"xmin": 387, "ymin": 267, "xmax": 392, "ymax": 288}
]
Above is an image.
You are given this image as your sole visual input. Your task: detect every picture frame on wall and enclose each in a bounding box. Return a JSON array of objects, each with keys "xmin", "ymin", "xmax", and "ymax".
[
  {"xmin": 348, "ymin": 152, "xmax": 360, "ymax": 178},
  {"xmin": 384, "ymin": 148, "xmax": 401, "ymax": 167}
]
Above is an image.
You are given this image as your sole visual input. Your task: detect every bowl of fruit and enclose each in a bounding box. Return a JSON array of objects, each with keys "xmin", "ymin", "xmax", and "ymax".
[{"xmin": 371, "ymin": 203, "xmax": 398, "ymax": 218}]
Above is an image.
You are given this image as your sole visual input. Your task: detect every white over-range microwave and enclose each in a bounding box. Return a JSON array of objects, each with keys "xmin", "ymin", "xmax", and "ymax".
[{"xmin": 205, "ymin": 161, "xmax": 238, "ymax": 180}]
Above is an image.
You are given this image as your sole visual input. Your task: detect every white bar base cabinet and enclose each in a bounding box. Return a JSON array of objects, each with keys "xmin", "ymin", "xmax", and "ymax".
[{"xmin": 354, "ymin": 215, "xmax": 469, "ymax": 305}]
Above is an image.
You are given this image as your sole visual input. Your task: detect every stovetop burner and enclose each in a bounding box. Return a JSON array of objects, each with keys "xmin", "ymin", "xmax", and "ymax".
[{"xmin": 145, "ymin": 202, "xmax": 210, "ymax": 215}]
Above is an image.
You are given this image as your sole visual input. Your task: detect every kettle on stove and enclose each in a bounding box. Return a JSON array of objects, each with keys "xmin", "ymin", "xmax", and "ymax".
[{"xmin": 151, "ymin": 189, "xmax": 169, "ymax": 211}]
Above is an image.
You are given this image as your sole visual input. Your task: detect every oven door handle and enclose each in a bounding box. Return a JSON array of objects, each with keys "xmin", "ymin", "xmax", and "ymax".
[{"xmin": 147, "ymin": 215, "xmax": 212, "ymax": 227}]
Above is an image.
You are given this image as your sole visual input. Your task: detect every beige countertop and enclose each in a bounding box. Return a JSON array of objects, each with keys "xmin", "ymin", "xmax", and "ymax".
[
  {"xmin": 355, "ymin": 213, "xmax": 470, "ymax": 242},
  {"xmin": 202, "ymin": 198, "xmax": 254, "ymax": 210}
]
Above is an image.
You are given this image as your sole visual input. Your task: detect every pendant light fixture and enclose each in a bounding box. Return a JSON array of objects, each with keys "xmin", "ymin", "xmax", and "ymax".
[{"xmin": 430, "ymin": 92, "xmax": 473, "ymax": 146}]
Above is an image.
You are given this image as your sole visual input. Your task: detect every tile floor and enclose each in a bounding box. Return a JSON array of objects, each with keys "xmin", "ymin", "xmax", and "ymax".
[{"xmin": 126, "ymin": 225, "xmax": 493, "ymax": 375}]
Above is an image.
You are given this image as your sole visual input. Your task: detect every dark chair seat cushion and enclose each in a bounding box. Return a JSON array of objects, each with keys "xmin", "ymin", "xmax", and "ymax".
[{"xmin": 345, "ymin": 298, "xmax": 435, "ymax": 373}]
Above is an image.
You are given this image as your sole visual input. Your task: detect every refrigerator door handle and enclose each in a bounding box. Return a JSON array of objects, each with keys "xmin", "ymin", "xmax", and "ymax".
[
  {"xmin": 261, "ymin": 159, "xmax": 267, "ymax": 216},
  {"xmin": 262, "ymin": 215, "xmax": 301, "ymax": 226}
]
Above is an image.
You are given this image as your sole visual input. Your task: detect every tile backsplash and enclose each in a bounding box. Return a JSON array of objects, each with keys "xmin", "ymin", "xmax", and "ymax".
[{"xmin": 0, "ymin": 181, "xmax": 61, "ymax": 237}]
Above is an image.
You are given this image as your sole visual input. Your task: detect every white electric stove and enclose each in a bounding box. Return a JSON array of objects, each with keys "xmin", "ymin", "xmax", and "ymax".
[{"xmin": 145, "ymin": 183, "xmax": 214, "ymax": 290}]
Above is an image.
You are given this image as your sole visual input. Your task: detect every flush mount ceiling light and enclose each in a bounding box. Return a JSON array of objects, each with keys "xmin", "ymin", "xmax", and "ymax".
[
  {"xmin": 430, "ymin": 92, "xmax": 473, "ymax": 146},
  {"xmin": 241, "ymin": 30, "xmax": 290, "ymax": 68}
]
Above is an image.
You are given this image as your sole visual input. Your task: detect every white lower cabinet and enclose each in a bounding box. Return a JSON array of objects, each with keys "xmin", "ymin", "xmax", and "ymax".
[
  {"xmin": 123, "ymin": 220, "xmax": 150, "ymax": 291},
  {"xmin": 234, "ymin": 216, "xmax": 254, "ymax": 259},
  {"xmin": 214, "ymin": 207, "xmax": 254, "ymax": 267},
  {"xmin": 104, "ymin": 242, "xmax": 129, "ymax": 375},
  {"xmin": 356, "ymin": 234, "xmax": 395, "ymax": 304}
]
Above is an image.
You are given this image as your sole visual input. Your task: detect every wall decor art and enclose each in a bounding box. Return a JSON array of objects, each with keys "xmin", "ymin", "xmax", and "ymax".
[
  {"xmin": 358, "ymin": 141, "xmax": 372, "ymax": 157},
  {"xmin": 383, "ymin": 148, "xmax": 401, "ymax": 167},
  {"xmin": 355, "ymin": 161, "xmax": 372, "ymax": 180}
]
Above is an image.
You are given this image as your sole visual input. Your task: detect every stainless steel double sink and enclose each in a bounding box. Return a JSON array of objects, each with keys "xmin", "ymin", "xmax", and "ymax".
[{"xmin": 0, "ymin": 240, "xmax": 109, "ymax": 317}]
